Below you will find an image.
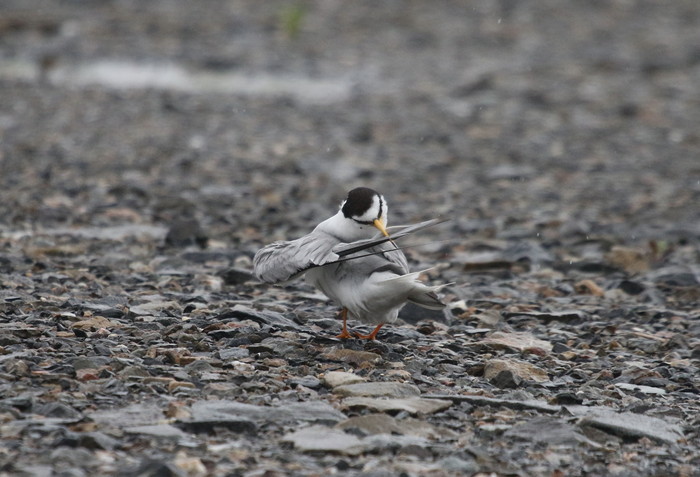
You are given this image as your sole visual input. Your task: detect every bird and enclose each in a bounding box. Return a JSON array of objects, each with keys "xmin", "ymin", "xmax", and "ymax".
[{"xmin": 253, "ymin": 187, "xmax": 446, "ymax": 340}]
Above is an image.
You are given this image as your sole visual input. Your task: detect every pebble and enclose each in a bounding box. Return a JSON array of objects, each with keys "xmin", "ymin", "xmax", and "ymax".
[
  {"xmin": 475, "ymin": 331, "xmax": 554, "ymax": 354},
  {"xmin": 322, "ymin": 370, "xmax": 367, "ymax": 388},
  {"xmin": 322, "ymin": 348, "xmax": 383, "ymax": 366},
  {"xmin": 483, "ymin": 358, "xmax": 550, "ymax": 385}
]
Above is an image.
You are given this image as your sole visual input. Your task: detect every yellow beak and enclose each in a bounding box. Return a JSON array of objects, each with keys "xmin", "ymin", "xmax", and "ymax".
[{"xmin": 373, "ymin": 218, "xmax": 389, "ymax": 237}]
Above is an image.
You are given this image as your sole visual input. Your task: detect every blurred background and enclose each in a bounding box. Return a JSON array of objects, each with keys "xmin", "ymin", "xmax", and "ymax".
[{"xmin": 0, "ymin": 0, "xmax": 698, "ymax": 251}]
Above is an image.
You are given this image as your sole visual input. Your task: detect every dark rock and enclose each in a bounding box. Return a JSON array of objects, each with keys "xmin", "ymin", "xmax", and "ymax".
[
  {"xmin": 290, "ymin": 375, "xmax": 322, "ymax": 389},
  {"xmin": 617, "ymin": 279, "xmax": 645, "ymax": 295},
  {"xmin": 650, "ymin": 268, "xmax": 699, "ymax": 287},
  {"xmin": 164, "ymin": 219, "xmax": 208, "ymax": 249},
  {"xmin": 217, "ymin": 347, "xmax": 250, "ymax": 361},
  {"xmin": 489, "ymin": 369, "xmax": 522, "ymax": 389},
  {"xmin": 120, "ymin": 459, "xmax": 185, "ymax": 477},
  {"xmin": 552, "ymin": 342, "xmax": 571, "ymax": 353},
  {"xmin": 218, "ymin": 267, "xmax": 253, "ymax": 285},
  {"xmin": 552, "ymin": 392, "xmax": 583, "ymax": 405},
  {"xmin": 505, "ymin": 416, "xmax": 599, "ymax": 447},
  {"xmin": 182, "ymin": 400, "xmax": 347, "ymax": 434},
  {"xmin": 34, "ymin": 402, "xmax": 82, "ymax": 419},
  {"xmin": 399, "ymin": 303, "xmax": 447, "ymax": 324}
]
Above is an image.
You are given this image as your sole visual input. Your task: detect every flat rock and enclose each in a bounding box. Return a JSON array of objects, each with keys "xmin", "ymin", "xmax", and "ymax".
[
  {"xmin": 333, "ymin": 382, "xmax": 421, "ymax": 398},
  {"xmin": 224, "ymin": 304, "xmax": 301, "ymax": 330},
  {"xmin": 125, "ymin": 424, "xmax": 189, "ymax": 439},
  {"xmin": 425, "ymin": 394, "xmax": 561, "ymax": 413},
  {"xmin": 342, "ymin": 397, "xmax": 452, "ymax": 415},
  {"xmin": 336, "ymin": 413, "xmax": 455, "ymax": 440},
  {"xmin": 361, "ymin": 433, "xmax": 431, "ymax": 453},
  {"xmin": 322, "ymin": 370, "xmax": 366, "ymax": 388},
  {"xmin": 281, "ymin": 425, "xmax": 364, "ymax": 455},
  {"xmin": 474, "ymin": 331, "xmax": 553, "ymax": 353},
  {"xmin": 614, "ymin": 382, "xmax": 667, "ymax": 395},
  {"xmin": 505, "ymin": 416, "xmax": 601, "ymax": 447},
  {"xmin": 503, "ymin": 310, "xmax": 587, "ymax": 322},
  {"xmin": 566, "ymin": 406, "xmax": 684, "ymax": 444},
  {"xmin": 88, "ymin": 403, "xmax": 164, "ymax": 428},
  {"xmin": 188, "ymin": 399, "xmax": 346, "ymax": 426}
]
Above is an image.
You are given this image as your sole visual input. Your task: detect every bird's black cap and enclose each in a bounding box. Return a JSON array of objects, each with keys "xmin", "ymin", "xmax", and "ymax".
[{"xmin": 341, "ymin": 187, "xmax": 380, "ymax": 219}]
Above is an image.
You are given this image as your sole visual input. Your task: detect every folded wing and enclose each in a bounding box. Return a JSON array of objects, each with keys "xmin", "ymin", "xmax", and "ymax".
[{"xmin": 253, "ymin": 232, "xmax": 339, "ymax": 284}]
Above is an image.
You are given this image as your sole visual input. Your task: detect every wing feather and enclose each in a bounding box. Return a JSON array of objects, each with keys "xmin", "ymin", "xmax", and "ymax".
[{"xmin": 253, "ymin": 231, "xmax": 339, "ymax": 284}]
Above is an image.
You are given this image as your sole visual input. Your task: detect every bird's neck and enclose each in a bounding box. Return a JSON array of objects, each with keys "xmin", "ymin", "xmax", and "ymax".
[{"xmin": 315, "ymin": 211, "xmax": 379, "ymax": 243}]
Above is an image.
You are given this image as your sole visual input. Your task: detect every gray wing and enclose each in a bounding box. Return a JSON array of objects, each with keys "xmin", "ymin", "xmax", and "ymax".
[
  {"xmin": 370, "ymin": 241, "xmax": 410, "ymax": 275},
  {"xmin": 253, "ymin": 231, "xmax": 339, "ymax": 284},
  {"xmin": 333, "ymin": 240, "xmax": 409, "ymax": 277}
]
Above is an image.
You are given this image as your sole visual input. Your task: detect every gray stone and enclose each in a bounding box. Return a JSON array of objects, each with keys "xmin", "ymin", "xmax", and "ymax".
[
  {"xmin": 322, "ymin": 371, "xmax": 366, "ymax": 388},
  {"xmin": 614, "ymin": 382, "xmax": 667, "ymax": 395},
  {"xmin": 438, "ymin": 456, "xmax": 480, "ymax": 474},
  {"xmin": 505, "ymin": 416, "xmax": 601, "ymax": 447},
  {"xmin": 281, "ymin": 425, "xmax": 364, "ymax": 455},
  {"xmin": 337, "ymin": 413, "xmax": 455, "ymax": 439},
  {"xmin": 333, "ymin": 382, "xmax": 421, "ymax": 398},
  {"xmin": 34, "ymin": 402, "xmax": 82, "ymax": 419},
  {"xmin": 484, "ymin": 358, "xmax": 549, "ymax": 386},
  {"xmin": 218, "ymin": 347, "xmax": 250, "ymax": 361},
  {"xmin": 342, "ymin": 397, "xmax": 452, "ymax": 415},
  {"xmin": 125, "ymin": 424, "xmax": 188, "ymax": 439},
  {"xmin": 474, "ymin": 331, "xmax": 553, "ymax": 353},
  {"xmin": 567, "ymin": 406, "xmax": 684, "ymax": 444},
  {"xmin": 188, "ymin": 399, "xmax": 346, "ymax": 426},
  {"xmin": 424, "ymin": 394, "xmax": 562, "ymax": 413},
  {"xmin": 361, "ymin": 433, "xmax": 431, "ymax": 453},
  {"xmin": 88, "ymin": 403, "xmax": 164, "ymax": 428}
]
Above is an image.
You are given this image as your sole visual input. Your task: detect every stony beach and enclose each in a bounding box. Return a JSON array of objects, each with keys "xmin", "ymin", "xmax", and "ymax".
[{"xmin": 0, "ymin": 1, "xmax": 699, "ymax": 476}]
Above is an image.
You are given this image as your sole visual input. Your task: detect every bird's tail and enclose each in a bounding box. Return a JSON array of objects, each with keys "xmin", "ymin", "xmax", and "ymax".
[{"xmin": 379, "ymin": 269, "xmax": 448, "ymax": 310}]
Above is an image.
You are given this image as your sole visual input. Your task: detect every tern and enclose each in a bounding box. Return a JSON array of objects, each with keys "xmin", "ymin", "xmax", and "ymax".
[{"xmin": 253, "ymin": 187, "xmax": 446, "ymax": 340}]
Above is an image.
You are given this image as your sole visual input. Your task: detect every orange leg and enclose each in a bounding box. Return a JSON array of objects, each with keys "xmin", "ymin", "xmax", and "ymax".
[
  {"xmin": 354, "ymin": 324, "xmax": 384, "ymax": 340},
  {"xmin": 334, "ymin": 308, "xmax": 353, "ymax": 339}
]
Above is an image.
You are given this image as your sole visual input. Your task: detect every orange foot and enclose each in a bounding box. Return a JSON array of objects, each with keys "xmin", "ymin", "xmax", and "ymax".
[
  {"xmin": 335, "ymin": 329, "xmax": 354, "ymax": 339},
  {"xmin": 353, "ymin": 324, "xmax": 384, "ymax": 340},
  {"xmin": 334, "ymin": 308, "xmax": 353, "ymax": 339}
]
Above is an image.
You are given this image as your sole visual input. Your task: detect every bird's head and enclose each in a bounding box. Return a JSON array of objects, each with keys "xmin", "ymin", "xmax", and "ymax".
[{"xmin": 334, "ymin": 187, "xmax": 390, "ymax": 240}]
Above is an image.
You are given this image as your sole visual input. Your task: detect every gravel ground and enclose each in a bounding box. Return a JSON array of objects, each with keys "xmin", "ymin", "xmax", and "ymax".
[{"xmin": 1, "ymin": 1, "xmax": 699, "ymax": 476}]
